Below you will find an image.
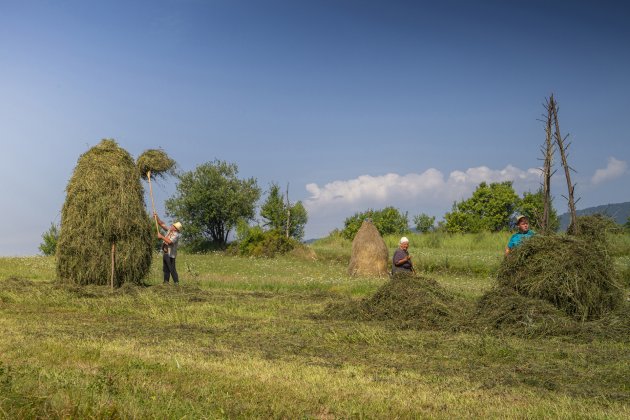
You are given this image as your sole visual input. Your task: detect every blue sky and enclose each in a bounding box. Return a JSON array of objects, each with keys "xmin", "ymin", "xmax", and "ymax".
[{"xmin": 2, "ymin": 0, "xmax": 629, "ymax": 256}]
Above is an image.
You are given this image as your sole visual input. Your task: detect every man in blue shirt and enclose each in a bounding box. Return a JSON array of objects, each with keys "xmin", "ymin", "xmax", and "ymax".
[{"xmin": 505, "ymin": 215, "xmax": 535, "ymax": 255}]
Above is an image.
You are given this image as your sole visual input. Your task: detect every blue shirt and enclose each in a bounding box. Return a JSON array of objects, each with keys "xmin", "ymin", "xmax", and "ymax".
[{"xmin": 507, "ymin": 230, "xmax": 535, "ymax": 250}]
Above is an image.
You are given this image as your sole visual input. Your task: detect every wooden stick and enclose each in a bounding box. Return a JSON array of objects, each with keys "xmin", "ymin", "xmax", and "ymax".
[
  {"xmin": 110, "ymin": 242, "xmax": 115, "ymax": 290},
  {"xmin": 147, "ymin": 170, "xmax": 160, "ymax": 235}
]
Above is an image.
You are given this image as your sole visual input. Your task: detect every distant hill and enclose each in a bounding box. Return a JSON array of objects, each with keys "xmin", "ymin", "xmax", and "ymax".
[{"xmin": 558, "ymin": 202, "xmax": 630, "ymax": 231}]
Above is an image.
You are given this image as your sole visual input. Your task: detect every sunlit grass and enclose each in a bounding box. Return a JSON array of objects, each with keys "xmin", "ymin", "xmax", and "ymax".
[{"xmin": 1, "ymin": 232, "xmax": 629, "ymax": 417}]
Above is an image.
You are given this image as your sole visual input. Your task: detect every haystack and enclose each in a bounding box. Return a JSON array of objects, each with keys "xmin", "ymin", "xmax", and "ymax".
[
  {"xmin": 497, "ymin": 234, "xmax": 623, "ymax": 321},
  {"xmin": 57, "ymin": 139, "xmax": 153, "ymax": 286},
  {"xmin": 322, "ymin": 276, "xmax": 464, "ymax": 330},
  {"xmin": 348, "ymin": 220, "xmax": 389, "ymax": 277}
]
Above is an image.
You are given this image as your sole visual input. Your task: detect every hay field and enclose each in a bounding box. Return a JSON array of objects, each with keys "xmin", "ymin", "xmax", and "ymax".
[{"xmin": 1, "ymin": 232, "xmax": 629, "ymax": 418}]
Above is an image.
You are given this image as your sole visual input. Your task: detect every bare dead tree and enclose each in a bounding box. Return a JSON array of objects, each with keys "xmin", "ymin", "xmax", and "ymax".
[
  {"xmin": 539, "ymin": 97, "xmax": 556, "ymax": 234},
  {"xmin": 550, "ymin": 95, "xmax": 580, "ymax": 234}
]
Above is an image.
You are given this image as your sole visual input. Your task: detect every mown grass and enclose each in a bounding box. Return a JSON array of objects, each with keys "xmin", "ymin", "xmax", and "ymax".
[{"xmin": 1, "ymin": 232, "xmax": 629, "ymax": 418}]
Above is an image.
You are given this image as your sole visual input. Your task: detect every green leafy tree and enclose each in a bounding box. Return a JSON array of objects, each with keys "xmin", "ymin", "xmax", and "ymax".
[
  {"xmin": 517, "ymin": 189, "xmax": 559, "ymax": 232},
  {"xmin": 626, "ymin": 216, "xmax": 630, "ymax": 233},
  {"xmin": 166, "ymin": 160, "xmax": 261, "ymax": 246},
  {"xmin": 342, "ymin": 206, "xmax": 409, "ymax": 240},
  {"xmin": 39, "ymin": 222, "xmax": 59, "ymax": 256},
  {"xmin": 444, "ymin": 181, "xmax": 519, "ymax": 233},
  {"xmin": 260, "ymin": 183, "xmax": 308, "ymax": 240},
  {"xmin": 413, "ymin": 213, "xmax": 436, "ymax": 233}
]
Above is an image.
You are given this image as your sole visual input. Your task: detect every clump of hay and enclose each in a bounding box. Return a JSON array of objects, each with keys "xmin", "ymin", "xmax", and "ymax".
[
  {"xmin": 474, "ymin": 287, "xmax": 579, "ymax": 337},
  {"xmin": 497, "ymin": 234, "xmax": 623, "ymax": 321},
  {"xmin": 569, "ymin": 214, "xmax": 622, "ymax": 243},
  {"xmin": 57, "ymin": 139, "xmax": 153, "ymax": 286},
  {"xmin": 136, "ymin": 148, "xmax": 176, "ymax": 180},
  {"xmin": 323, "ymin": 276, "xmax": 464, "ymax": 330},
  {"xmin": 348, "ymin": 220, "xmax": 389, "ymax": 277},
  {"xmin": 474, "ymin": 287, "xmax": 630, "ymax": 341}
]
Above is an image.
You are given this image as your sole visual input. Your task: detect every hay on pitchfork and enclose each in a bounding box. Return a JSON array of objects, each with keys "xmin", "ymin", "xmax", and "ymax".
[{"xmin": 136, "ymin": 149, "xmax": 176, "ymax": 180}]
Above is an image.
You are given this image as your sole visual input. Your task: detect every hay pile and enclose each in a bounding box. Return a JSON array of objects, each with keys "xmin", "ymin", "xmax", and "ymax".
[
  {"xmin": 324, "ymin": 276, "xmax": 464, "ymax": 330},
  {"xmin": 496, "ymin": 234, "xmax": 623, "ymax": 321},
  {"xmin": 348, "ymin": 220, "xmax": 389, "ymax": 277},
  {"xmin": 136, "ymin": 149, "xmax": 176, "ymax": 180},
  {"xmin": 57, "ymin": 139, "xmax": 153, "ymax": 286}
]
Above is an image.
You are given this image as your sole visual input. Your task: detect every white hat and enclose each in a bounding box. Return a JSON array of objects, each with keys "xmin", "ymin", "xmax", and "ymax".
[{"xmin": 400, "ymin": 236, "xmax": 409, "ymax": 244}]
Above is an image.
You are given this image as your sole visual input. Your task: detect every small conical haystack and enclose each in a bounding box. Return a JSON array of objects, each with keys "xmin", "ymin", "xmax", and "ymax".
[{"xmin": 348, "ymin": 220, "xmax": 389, "ymax": 277}]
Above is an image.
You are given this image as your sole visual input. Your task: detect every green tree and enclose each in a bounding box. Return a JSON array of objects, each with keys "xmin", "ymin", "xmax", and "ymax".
[
  {"xmin": 259, "ymin": 183, "xmax": 308, "ymax": 240},
  {"xmin": 517, "ymin": 189, "xmax": 559, "ymax": 232},
  {"xmin": 444, "ymin": 181, "xmax": 519, "ymax": 233},
  {"xmin": 39, "ymin": 222, "xmax": 59, "ymax": 256},
  {"xmin": 166, "ymin": 160, "xmax": 261, "ymax": 246},
  {"xmin": 413, "ymin": 213, "xmax": 435, "ymax": 233},
  {"xmin": 342, "ymin": 206, "xmax": 409, "ymax": 240},
  {"xmin": 626, "ymin": 216, "xmax": 630, "ymax": 232}
]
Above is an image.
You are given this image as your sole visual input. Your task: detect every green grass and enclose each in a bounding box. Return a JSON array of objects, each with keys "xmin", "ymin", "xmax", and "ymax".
[{"xmin": 1, "ymin": 232, "xmax": 629, "ymax": 418}]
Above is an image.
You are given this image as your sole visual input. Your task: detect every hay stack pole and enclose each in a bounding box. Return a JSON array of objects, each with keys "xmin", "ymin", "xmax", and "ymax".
[{"xmin": 540, "ymin": 97, "xmax": 556, "ymax": 234}]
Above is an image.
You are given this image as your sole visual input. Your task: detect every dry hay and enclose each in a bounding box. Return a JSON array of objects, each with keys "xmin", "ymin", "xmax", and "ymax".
[
  {"xmin": 569, "ymin": 214, "xmax": 622, "ymax": 243},
  {"xmin": 57, "ymin": 139, "xmax": 153, "ymax": 286},
  {"xmin": 347, "ymin": 220, "xmax": 389, "ymax": 277},
  {"xmin": 474, "ymin": 287, "xmax": 630, "ymax": 341},
  {"xmin": 323, "ymin": 276, "xmax": 464, "ymax": 330},
  {"xmin": 136, "ymin": 148, "xmax": 176, "ymax": 180},
  {"xmin": 497, "ymin": 234, "xmax": 623, "ymax": 321}
]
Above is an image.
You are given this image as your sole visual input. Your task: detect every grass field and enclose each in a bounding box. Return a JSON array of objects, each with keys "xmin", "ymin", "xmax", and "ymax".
[{"xmin": 1, "ymin": 232, "xmax": 629, "ymax": 418}]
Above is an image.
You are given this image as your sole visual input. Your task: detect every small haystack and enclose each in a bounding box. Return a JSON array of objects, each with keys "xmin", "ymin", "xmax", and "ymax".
[
  {"xmin": 348, "ymin": 220, "xmax": 389, "ymax": 277},
  {"xmin": 57, "ymin": 139, "xmax": 153, "ymax": 286},
  {"xmin": 323, "ymin": 276, "xmax": 464, "ymax": 330},
  {"xmin": 497, "ymin": 234, "xmax": 623, "ymax": 321}
]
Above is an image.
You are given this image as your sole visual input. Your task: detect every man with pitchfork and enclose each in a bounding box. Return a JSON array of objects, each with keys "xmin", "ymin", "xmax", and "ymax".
[{"xmin": 154, "ymin": 212, "xmax": 182, "ymax": 284}]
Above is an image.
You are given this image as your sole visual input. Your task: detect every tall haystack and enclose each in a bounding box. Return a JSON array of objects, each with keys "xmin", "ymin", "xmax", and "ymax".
[
  {"xmin": 497, "ymin": 234, "xmax": 623, "ymax": 321},
  {"xmin": 57, "ymin": 139, "xmax": 153, "ymax": 286},
  {"xmin": 348, "ymin": 220, "xmax": 389, "ymax": 277}
]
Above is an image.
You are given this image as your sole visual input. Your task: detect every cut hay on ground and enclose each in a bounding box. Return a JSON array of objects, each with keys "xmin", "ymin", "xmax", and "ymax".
[
  {"xmin": 498, "ymin": 234, "xmax": 623, "ymax": 321},
  {"xmin": 347, "ymin": 220, "xmax": 389, "ymax": 277},
  {"xmin": 136, "ymin": 149, "xmax": 176, "ymax": 180},
  {"xmin": 57, "ymin": 139, "xmax": 153, "ymax": 286},
  {"xmin": 323, "ymin": 276, "xmax": 465, "ymax": 330},
  {"xmin": 474, "ymin": 287, "xmax": 630, "ymax": 341}
]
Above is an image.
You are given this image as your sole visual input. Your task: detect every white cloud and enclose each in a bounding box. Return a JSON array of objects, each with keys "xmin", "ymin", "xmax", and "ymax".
[
  {"xmin": 302, "ymin": 165, "xmax": 542, "ymax": 238},
  {"xmin": 591, "ymin": 157, "xmax": 627, "ymax": 185}
]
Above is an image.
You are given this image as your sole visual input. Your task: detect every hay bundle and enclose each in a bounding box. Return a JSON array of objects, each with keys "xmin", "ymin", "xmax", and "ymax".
[
  {"xmin": 57, "ymin": 139, "xmax": 153, "ymax": 286},
  {"xmin": 498, "ymin": 234, "xmax": 623, "ymax": 321},
  {"xmin": 474, "ymin": 287, "xmax": 578, "ymax": 337},
  {"xmin": 136, "ymin": 149, "xmax": 176, "ymax": 180},
  {"xmin": 323, "ymin": 276, "xmax": 463, "ymax": 330},
  {"xmin": 348, "ymin": 220, "xmax": 389, "ymax": 277}
]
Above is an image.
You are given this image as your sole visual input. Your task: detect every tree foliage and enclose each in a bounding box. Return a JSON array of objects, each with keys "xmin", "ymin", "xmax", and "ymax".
[
  {"xmin": 444, "ymin": 182, "xmax": 519, "ymax": 233},
  {"xmin": 517, "ymin": 189, "xmax": 559, "ymax": 232},
  {"xmin": 260, "ymin": 182, "xmax": 308, "ymax": 240},
  {"xmin": 342, "ymin": 207, "xmax": 409, "ymax": 240},
  {"xmin": 413, "ymin": 213, "xmax": 436, "ymax": 233},
  {"xmin": 39, "ymin": 222, "xmax": 59, "ymax": 256},
  {"xmin": 166, "ymin": 160, "xmax": 260, "ymax": 246}
]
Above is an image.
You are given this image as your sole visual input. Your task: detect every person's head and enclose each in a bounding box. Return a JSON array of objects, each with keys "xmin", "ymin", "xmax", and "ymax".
[
  {"xmin": 515, "ymin": 215, "xmax": 529, "ymax": 233},
  {"xmin": 173, "ymin": 222, "xmax": 182, "ymax": 232},
  {"xmin": 399, "ymin": 236, "xmax": 409, "ymax": 250}
]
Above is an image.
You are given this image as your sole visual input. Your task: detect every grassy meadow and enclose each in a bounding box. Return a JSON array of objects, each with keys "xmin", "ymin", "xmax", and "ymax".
[{"xmin": 1, "ymin": 232, "xmax": 629, "ymax": 418}]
